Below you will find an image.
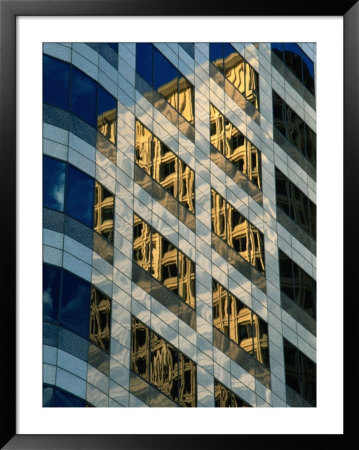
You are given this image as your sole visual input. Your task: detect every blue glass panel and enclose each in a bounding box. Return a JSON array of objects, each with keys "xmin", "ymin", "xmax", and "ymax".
[
  {"xmin": 136, "ymin": 43, "xmax": 153, "ymax": 85},
  {"xmin": 179, "ymin": 43, "xmax": 194, "ymax": 59},
  {"xmin": 60, "ymin": 270, "xmax": 91, "ymax": 338},
  {"xmin": 302, "ymin": 51, "xmax": 315, "ymax": 94},
  {"xmin": 107, "ymin": 43, "xmax": 118, "ymax": 52},
  {"xmin": 53, "ymin": 387, "xmax": 86, "ymax": 407},
  {"xmin": 43, "ymin": 55, "xmax": 70, "ymax": 110},
  {"xmin": 209, "ymin": 43, "xmax": 223, "ymax": 71},
  {"xmin": 271, "ymin": 43, "xmax": 284, "ymax": 60},
  {"xmin": 70, "ymin": 67, "xmax": 97, "ymax": 127},
  {"xmin": 43, "ymin": 386, "xmax": 54, "ymax": 406},
  {"xmin": 43, "ymin": 264, "xmax": 62, "ymax": 322},
  {"xmin": 284, "ymin": 43, "xmax": 303, "ymax": 82},
  {"xmin": 43, "ymin": 156, "xmax": 66, "ymax": 211},
  {"xmin": 153, "ymin": 47, "xmax": 178, "ymax": 92},
  {"xmin": 223, "ymin": 43, "xmax": 236, "ymax": 60},
  {"xmin": 97, "ymin": 85, "xmax": 117, "ymax": 143},
  {"xmin": 65, "ymin": 164, "xmax": 94, "ymax": 227}
]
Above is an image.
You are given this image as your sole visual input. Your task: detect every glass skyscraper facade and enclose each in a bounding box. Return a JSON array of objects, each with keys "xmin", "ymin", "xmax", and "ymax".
[{"xmin": 42, "ymin": 42, "xmax": 316, "ymax": 407}]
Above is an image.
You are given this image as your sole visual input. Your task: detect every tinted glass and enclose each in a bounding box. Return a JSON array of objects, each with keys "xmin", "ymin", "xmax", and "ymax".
[
  {"xmin": 252, "ymin": 314, "xmax": 269, "ymax": 367},
  {"xmin": 43, "ymin": 157, "xmax": 65, "ymax": 211},
  {"xmin": 209, "ymin": 43, "xmax": 224, "ymax": 71},
  {"xmin": 43, "ymin": 55, "xmax": 70, "ymax": 110},
  {"xmin": 231, "ymin": 295, "xmax": 254, "ymax": 356},
  {"xmin": 286, "ymin": 106, "xmax": 305, "ymax": 153},
  {"xmin": 283, "ymin": 338, "xmax": 301, "ymax": 393},
  {"xmin": 133, "ymin": 214, "xmax": 151, "ymax": 271},
  {"xmin": 153, "ymin": 137, "xmax": 177, "ymax": 197},
  {"xmin": 214, "ymin": 379, "xmax": 250, "ymax": 407},
  {"xmin": 153, "ymin": 48, "xmax": 178, "ymax": 109},
  {"xmin": 136, "ymin": 43, "xmax": 153, "ymax": 86},
  {"xmin": 93, "ymin": 182, "xmax": 114, "ymax": 243},
  {"xmin": 43, "ymin": 386, "xmax": 54, "ymax": 407},
  {"xmin": 210, "ymin": 104, "xmax": 225, "ymax": 154},
  {"xmin": 275, "ymin": 168, "xmax": 290, "ymax": 216},
  {"xmin": 135, "ymin": 121, "xmax": 153, "ymax": 176},
  {"xmin": 178, "ymin": 352, "xmax": 196, "ymax": 407},
  {"xmin": 245, "ymin": 62, "xmax": 259, "ymax": 109},
  {"xmin": 224, "ymin": 46, "xmax": 245, "ymax": 94},
  {"xmin": 279, "ymin": 249, "xmax": 294, "ymax": 300},
  {"xmin": 211, "ymin": 189, "xmax": 227, "ymax": 241},
  {"xmin": 178, "ymin": 252, "xmax": 195, "ymax": 308},
  {"xmin": 309, "ymin": 199, "xmax": 316, "ymax": 240},
  {"xmin": 53, "ymin": 388, "xmax": 86, "ymax": 407},
  {"xmin": 65, "ymin": 164, "xmax": 94, "ymax": 227},
  {"xmin": 107, "ymin": 43, "xmax": 118, "ymax": 52},
  {"xmin": 60, "ymin": 270, "xmax": 91, "ymax": 338},
  {"xmin": 70, "ymin": 67, "xmax": 97, "ymax": 127},
  {"xmin": 302, "ymin": 51, "xmax": 315, "ymax": 94},
  {"xmin": 179, "ymin": 43, "xmax": 194, "ymax": 59},
  {"xmin": 227, "ymin": 204, "xmax": 250, "ymax": 263},
  {"xmin": 299, "ymin": 351, "xmax": 316, "ymax": 406},
  {"xmin": 291, "ymin": 184, "xmax": 310, "ymax": 233},
  {"xmin": 131, "ymin": 317, "xmax": 150, "ymax": 381},
  {"xmin": 247, "ymin": 141, "xmax": 261, "ymax": 189},
  {"xmin": 178, "ymin": 76, "xmax": 194, "ymax": 125},
  {"xmin": 97, "ymin": 86, "xmax": 117, "ymax": 144},
  {"xmin": 178, "ymin": 159, "xmax": 195, "ymax": 213},
  {"xmin": 212, "ymin": 281, "xmax": 229, "ymax": 336},
  {"xmin": 284, "ymin": 43, "xmax": 303, "ymax": 82},
  {"xmin": 249, "ymin": 224, "xmax": 265, "ymax": 273},
  {"xmin": 43, "ymin": 264, "xmax": 61, "ymax": 322},
  {"xmin": 160, "ymin": 236, "xmax": 179, "ymax": 294},
  {"xmin": 271, "ymin": 43, "xmax": 284, "ymax": 60},
  {"xmin": 305, "ymin": 125, "xmax": 316, "ymax": 167},
  {"xmin": 272, "ymin": 91, "xmax": 287, "ymax": 136},
  {"xmin": 89, "ymin": 287, "xmax": 111, "ymax": 352}
]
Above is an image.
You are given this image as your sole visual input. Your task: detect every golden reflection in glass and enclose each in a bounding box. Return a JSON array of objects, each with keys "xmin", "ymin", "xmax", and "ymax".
[
  {"xmin": 212, "ymin": 280, "xmax": 229, "ymax": 336},
  {"xmin": 178, "ymin": 159, "xmax": 195, "ymax": 213},
  {"xmin": 210, "ymin": 104, "xmax": 261, "ymax": 189},
  {"xmin": 135, "ymin": 120, "xmax": 153, "ymax": 175},
  {"xmin": 133, "ymin": 214, "xmax": 151, "ymax": 272},
  {"xmin": 151, "ymin": 231, "xmax": 179, "ymax": 294},
  {"xmin": 153, "ymin": 137, "xmax": 177, "ymax": 197},
  {"xmin": 227, "ymin": 203, "xmax": 250, "ymax": 263},
  {"xmin": 93, "ymin": 182, "xmax": 114, "ymax": 244},
  {"xmin": 178, "ymin": 253, "xmax": 195, "ymax": 309},
  {"xmin": 252, "ymin": 314, "xmax": 269, "ymax": 367},
  {"xmin": 97, "ymin": 107, "xmax": 116, "ymax": 144},
  {"xmin": 157, "ymin": 77, "xmax": 178, "ymax": 112},
  {"xmin": 214, "ymin": 379, "xmax": 250, "ymax": 407},
  {"xmin": 211, "ymin": 189, "xmax": 227, "ymax": 241},
  {"xmin": 89, "ymin": 287, "xmax": 111, "ymax": 352},
  {"xmin": 249, "ymin": 224, "xmax": 265, "ymax": 274},
  {"xmin": 131, "ymin": 317, "xmax": 150, "ymax": 381},
  {"xmin": 178, "ymin": 353, "xmax": 196, "ymax": 407},
  {"xmin": 224, "ymin": 51, "xmax": 245, "ymax": 95},
  {"xmin": 245, "ymin": 62, "xmax": 259, "ymax": 109},
  {"xmin": 229, "ymin": 294, "xmax": 254, "ymax": 356},
  {"xmin": 150, "ymin": 332, "xmax": 179, "ymax": 402},
  {"xmin": 178, "ymin": 76, "xmax": 194, "ymax": 125}
]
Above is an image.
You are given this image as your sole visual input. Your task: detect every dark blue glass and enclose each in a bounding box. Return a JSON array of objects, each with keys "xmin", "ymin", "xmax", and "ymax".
[
  {"xmin": 179, "ymin": 43, "xmax": 194, "ymax": 59},
  {"xmin": 153, "ymin": 47, "xmax": 178, "ymax": 92},
  {"xmin": 53, "ymin": 388, "xmax": 86, "ymax": 407},
  {"xmin": 107, "ymin": 43, "xmax": 118, "ymax": 52},
  {"xmin": 65, "ymin": 164, "xmax": 94, "ymax": 227},
  {"xmin": 136, "ymin": 43, "xmax": 153, "ymax": 86},
  {"xmin": 209, "ymin": 43, "xmax": 224, "ymax": 71},
  {"xmin": 43, "ymin": 264, "xmax": 62, "ymax": 322},
  {"xmin": 70, "ymin": 66, "xmax": 97, "ymax": 127},
  {"xmin": 97, "ymin": 85, "xmax": 117, "ymax": 118},
  {"xmin": 43, "ymin": 55, "xmax": 70, "ymax": 110},
  {"xmin": 284, "ymin": 43, "xmax": 303, "ymax": 83},
  {"xmin": 223, "ymin": 43, "xmax": 236, "ymax": 60},
  {"xmin": 60, "ymin": 270, "xmax": 91, "ymax": 339},
  {"xmin": 271, "ymin": 43, "xmax": 284, "ymax": 61},
  {"xmin": 43, "ymin": 386, "xmax": 54, "ymax": 406},
  {"xmin": 302, "ymin": 51, "xmax": 315, "ymax": 94},
  {"xmin": 43, "ymin": 156, "xmax": 66, "ymax": 211}
]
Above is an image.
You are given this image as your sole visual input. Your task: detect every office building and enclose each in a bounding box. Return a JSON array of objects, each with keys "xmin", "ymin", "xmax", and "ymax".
[{"xmin": 42, "ymin": 42, "xmax": 316, "ymax": 407}]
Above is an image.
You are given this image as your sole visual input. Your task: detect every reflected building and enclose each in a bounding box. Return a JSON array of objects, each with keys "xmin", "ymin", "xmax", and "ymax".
[{"xmin": 42, "ymin": 42, "xmax": 316, "ymax": 408}]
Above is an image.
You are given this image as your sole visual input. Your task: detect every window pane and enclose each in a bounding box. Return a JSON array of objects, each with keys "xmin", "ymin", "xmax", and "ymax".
[
  {"xmin": 252, "ymin": 314, "xmax": 269, "ymax": 367},
  {"xmin": 70, "ymin": 67, "xmax": 97, "ymax": 127},
  {"xmin": 283, "ymin": 338, "xmax": 301, "ymax": 394},
  {"xmin": 152, "ymin": 137, "xmax": 177, "ymax": 198},
  {"xmin": 178, "ymin": 252, "xmax": 195, "ymax": 308},
  {"xmin": 136, "ymin": 43, "xmax": 153, "ymax": 86},
  {"xmin": 301, "ymin": 51, "xmax": 315, "ymax": 95},
  {"xmin": 153, "ymin": 48, "xmax": 178, "ymax": 110},
  {"xmin": 271, "ymin": 43, "xmax": 284, "ymax": 61},
  {"xmin": 43, "ymin": 156, "xmax": 66, "ymax": 211},
  {"xmin": 179, "ymin": 43, "xmax": 194, "ymax": 59},
  {"xmin": 97, "ymin": 86, "xmax": 117, "ymax": 144},
  {"xmin": 158, "ymin": 235, "xmax": 178, "ymax": 295},
  {"xmin": 65, "ymin": 164, "xmax": 94, "ymax": 227},
  {"xmin": 178, "ymin": 159, "xmax": 195, "ymax": 213},
  {"xmin": 178, "ymin": 353, "xmax": 196, "ymax": 407},
  {"xmin": 212, "ymin": 281, "xmax": 229, "ymax": 336},
  {"xmin": 231, "ymin": 295, "xmax": 254, "ymax": 356},
  {"xmin": 150, "ymin": 331, "xmax": 179, "ymax": 403},
  {"xmin": 300, "ymin": 350, "xmax": 316, "ymax": 406},
  {"xmin": 178, "ymin": 76, "xmax": 194, "ymax": 125},
  {"xmin": 43, "ymin": 264, "xmax": 61, "ymax": 322},
  {"xmin": 224, "ymin": 46, "xmax": 245, "ymax": 95},
  {"xmin": 245, "ymin": 62, "xmax": 259, "ymax": 109},
  {"xmin": 107, "ymin": 43, "xmax": 118, "ymax": 52},
  {"xmin": 305, "ymin": 125, "xmax": 316, "ymax": 167},
  {"xmin": 214, "ymin": 379, "xmax": 250, "ymax": 407},
  {"xmin": 133, "ymin": 215, "xmax": 151, "ymax": 272},
  {"xmin": 227, "ymin": 203, "xmax": 250, "ymax": 264},
  {"xmin": 43, "ymin": 55, "xmax": 70, "ymax": 110},
  {"xmin": 131, "ymin": 317, "xmax": 150, "ymax": 381},
  {"xmin": 294, "ymin": 265, "xmax": 316, "ymax": 320},
  {"xmin": 211, "ymin": 189, "xmax": 227, "ymax": 241},
  {"xmin": 284, "ymin": 43, "xmax": 303, "ymax": 82},
  {"xmin": 275, "ymin": 168, "xmax": 291, "ymax": 216},
  {"xmin": 135, "ymin": 121, "xmax": 153, "ymax": 176},
  {"xmin": 247, "ymin": 141, "xmax": 261, "ymax": 190},
  {"xmin": 279, "ymin": 249, "xmax": 295, "ymax": 300},
  {"xmin": 249, "ymin": 224, "xmax": 265, "ymax": 273},
  {"xmin": 272, "ymin": 91, "xmax": 287, "ymax": 137},
  {"xmin": 290, "ymin": 184, "xmax": 310, "ymax": 234},
  {"xmin": 309, "ymin": 199, "xmax": 316, "ymax": 240},
  {"xmin": 53, "ymin": 388, "xmax": 85, "ymax": 407},
  {"xmin": 210, "ymin": 104, "xmax": 226, "ymax": 154},
  {"xmin": 209, "ymin": 43, "xmax": 224, "ymax": 72},
  {"xmin": 89, "ymin": 286, "xmax": 111, "ymax": 352},
  {"xmin": 93, "ymin": 182, "xmax": 114, "ymax": 243},
  {"xmin": 60, "ymin": 270, "xmax": 91, "ymax": 338},
  {"xmin": 286, "ymin": 106, "xmax": 306, "ymax": 153}
]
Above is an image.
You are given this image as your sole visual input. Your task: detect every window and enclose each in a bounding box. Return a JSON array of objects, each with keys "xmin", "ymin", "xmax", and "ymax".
[
  {"xmin": 271, "ymin": 43, "xmax": 315, "ymax": 95},
  {"xmin": 273, "ymin": 90, "xmax": 316, "ymax": 167},
  {"xmin": 283, "ymin": 338, "xmax": 316, "ymax": 406},
  {"xmin": 133, "ymin": 214, "xmax": 195, "ymax": 309},
  {"xmin": 89, "ymin": 286, "xmax": 112, "ymax": 352},
  {"xmin": 66, "ymin": 164, "xmax": 94, "ymax": 228},
  {"xmin": 210, "ymin": 104, "xmax": 262, "ymax": 190},
  {"xmin": 212, "ymin": 279, "xmax": 269, "ymax": 368},
  {"xmin": 136, "ymin": 44, "xmax": 194, "ymax": 125},
  {"xmin": 43, "ymin": 385, "xmax": 88, "ymax": 407},
  {"xmin": 279, "ymin": 249, "xmax": 316, "ymax": 320},
  {"xmin": 275, "ymin": 167, "xmax": 316, "ymax": 240},
  {"xmin": 131, "ymin": 317, "xmax": 197, "ymax": 407},
  {"xmin": 214, "ymin": 379, "xmax": 251, "ymax": 407},
  {"xmin": 211, "ymin": 188, "xmax": 265, "ymax": 274},
  {"xmin": 209, "ymin": 43, "xmax": 259, "ymax": 109},
  {"xmin": 43, "ymin": 157, "xmax": 66, "ymax": 212},
  {"xmin": 135, "ymin": 120, "xmax": 195, "ymax": 213},
  {"xmin": 43, "ymin": 54, "xmax": 117, "ymax": 144},
  {"xmin": 93, "ymin": 182, "xmax": 114, "ymax": 243}
]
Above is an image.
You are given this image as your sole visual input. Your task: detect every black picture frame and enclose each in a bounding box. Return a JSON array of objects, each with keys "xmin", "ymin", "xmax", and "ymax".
[{"xmin": 1, "ymin": 0, "xmax": 356, "ymax": 448}]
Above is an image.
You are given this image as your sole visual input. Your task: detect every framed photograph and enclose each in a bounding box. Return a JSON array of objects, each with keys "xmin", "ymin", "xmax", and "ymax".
[{"xmin": 1, "ymin": 0, "xmax": 356, "ymax": 448}]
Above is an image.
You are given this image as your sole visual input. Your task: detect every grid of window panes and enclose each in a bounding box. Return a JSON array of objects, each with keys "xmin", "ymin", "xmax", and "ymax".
[
  {"xmin": 275, "ymin": 167, "xmax": 316, "ymax": 240},
  {"xmin": 211, "ymin": 188, "xmax": 265, "ymax": 274},
  {"xmin": 136, "ymin": 43, "xmax": 195, "ymax": 125},
  {"xmin": 131, "ymin": 316, "xmax": 197, "ymax": 407},
  {"xmin": 133, "ymin": 214, "xmax": 196, "ymax": 309},
  {"xmin": 209, "ymin": 43, "xmax": 260, "ymax": 109},
  {"xmin": 214, "ymin": 379, "xmax": 251, "ymax": 407},
  {"xmin": 212, "ymin": 279, "xmax": 270, "ymax": 368}
]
